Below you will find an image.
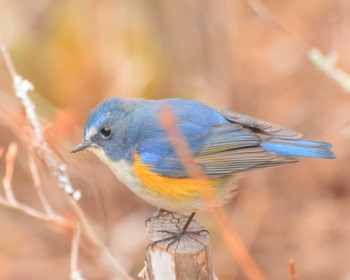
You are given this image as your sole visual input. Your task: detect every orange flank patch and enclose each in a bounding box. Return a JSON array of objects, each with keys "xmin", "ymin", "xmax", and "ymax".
[{"xmin": 133, "ymin": 153, "xmax": 222, "ymax": 201}]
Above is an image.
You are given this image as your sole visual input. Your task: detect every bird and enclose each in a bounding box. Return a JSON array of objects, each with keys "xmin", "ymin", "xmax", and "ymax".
[{"xmin": 71, "ymin": 97, "xmax": 335, "ymax": 243}]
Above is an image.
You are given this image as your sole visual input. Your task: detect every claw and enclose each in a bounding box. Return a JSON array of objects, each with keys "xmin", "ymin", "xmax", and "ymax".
[{"xmin": 146, "ymin": 212, "xmax": 208, "ymax": 251}]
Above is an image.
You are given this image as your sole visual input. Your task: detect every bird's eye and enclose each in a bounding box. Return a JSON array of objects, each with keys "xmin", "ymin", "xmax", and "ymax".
[{"xmin": 100, "ymin": 127, "xmax": 111, "ymax": 138}]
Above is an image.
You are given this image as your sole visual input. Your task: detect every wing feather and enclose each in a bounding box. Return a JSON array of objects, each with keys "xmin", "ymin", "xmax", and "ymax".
[
  {"xmin": 138, "ymin": 105, "xmax": 300, "ymax": 178},
  {"xmin": 199, "ymin": 124, "xmax": 261, "ymax": 155},
  {"xmin": 196, "ymin": 146, "xmax": 296, "ymax": 177},
  {"xmin": 193, "ymin": 123, "xmax": 297, "ymax": 177},
  {"xmin": 219, "ymin": 110, "xmax": 302, "ymax": 139}
]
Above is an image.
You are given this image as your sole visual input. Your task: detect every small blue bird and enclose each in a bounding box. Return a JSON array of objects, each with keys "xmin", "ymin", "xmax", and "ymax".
[{"xmin": 72, "ymin": 97, "xmax": 335, "ymax": 236}]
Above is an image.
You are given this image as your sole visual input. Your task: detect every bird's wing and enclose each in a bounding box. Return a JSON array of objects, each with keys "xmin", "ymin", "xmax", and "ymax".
[
  {"xmin": 194, "ymin": 124, "xmax": 296, "ymax": 177},
  {"xmin": 219, "ymin": 110, "xmax": 302, "ymax": 139},
  {"xmin": 137, "ymin": 121, "xmax": 296, "ymax": 178},
  {"xmin": 136, "ymin": 101, "xmax": 300, "ymax": 178},
  {"xmin": 136, "ymin": 116, "xmax": 214, "ymax": 178}
]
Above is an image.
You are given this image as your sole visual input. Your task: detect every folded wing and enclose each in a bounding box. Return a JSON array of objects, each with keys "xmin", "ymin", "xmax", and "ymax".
[{"xmin": 194, "ymin": 124, "xmax": 296, "ymax": 177}]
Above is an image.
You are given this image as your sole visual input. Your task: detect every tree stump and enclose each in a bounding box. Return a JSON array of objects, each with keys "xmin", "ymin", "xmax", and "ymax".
[{"xmin": 139, "ymin": 210, "xmax": 216, "ymax": 280}]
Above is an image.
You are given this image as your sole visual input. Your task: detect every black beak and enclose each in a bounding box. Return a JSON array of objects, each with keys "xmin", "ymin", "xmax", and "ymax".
[{"xmin": 71, "ymin": 140, "xmax": 91, "ymax": 153}]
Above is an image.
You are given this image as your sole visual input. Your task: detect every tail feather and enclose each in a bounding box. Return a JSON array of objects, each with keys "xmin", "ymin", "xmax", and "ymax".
[{"xmin": 261, "ymin": 138, "xmax": 335, "ymax": 159}]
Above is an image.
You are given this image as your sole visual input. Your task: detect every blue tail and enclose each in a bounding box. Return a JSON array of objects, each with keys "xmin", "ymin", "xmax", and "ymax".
[{"xmin": 261, "ymin": 138, "xmax": 335, "ymax": 159}]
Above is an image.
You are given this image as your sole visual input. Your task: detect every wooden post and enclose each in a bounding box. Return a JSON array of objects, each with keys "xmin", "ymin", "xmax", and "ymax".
[{"xmin": 139, "ymin": 211, "xmax": 216, "ymax": 280}]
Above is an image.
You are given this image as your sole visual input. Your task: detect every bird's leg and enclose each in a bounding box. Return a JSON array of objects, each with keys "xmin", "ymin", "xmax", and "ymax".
[
  {"xmin": 147, "ymin": 212, "xmax": 208, "ymax": 251},
  {"xmin": 177, "ymin": 212, "xmax": 196, "ymax": 234}
]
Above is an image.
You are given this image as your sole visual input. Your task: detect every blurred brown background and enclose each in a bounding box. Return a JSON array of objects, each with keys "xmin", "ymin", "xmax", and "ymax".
[{"xmin": 0, "ymin": 0, "xmax": 349, "ymax": 279}]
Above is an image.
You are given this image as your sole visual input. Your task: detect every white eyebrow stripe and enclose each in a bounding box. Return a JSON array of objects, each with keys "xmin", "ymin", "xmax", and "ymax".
[{"xmin": 85, "ymin": 127, "xmax": 97, "ymax": 140}]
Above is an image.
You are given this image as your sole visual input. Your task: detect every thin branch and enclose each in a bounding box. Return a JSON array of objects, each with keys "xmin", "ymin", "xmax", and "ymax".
[
  {"xmin": 0, "ymin": 43, "xmax": 81, "ymax": 199},
  {"xmin": 28, "ymin": 152, "xmax": 57, "ymax": 217},
  {"xmin": 289, "ymin": 258, "xmax": 297, "ymax": 280},
  {"xmin": 160, "ymin": 107, "xmax": 267, "ymax": 280},
  {"xmin": 0, "ymin": 142, "xmax": 66, "ymax": 222},
  {"xmin": 0, "ymin": 44, "xmax": 133, "ymax": 280},
  {"xmin": 0, "ymin": 43, "xmax": 17, "ymax": 77},
  {"xmin": 0, "ymin": 196, "xmax": 53, "ymax": 222},
  {"xmin": 245, "ymin": 0, "xmax": 309, "ymax": 51},
  {"xmin": 70, "ymin": 223, "xmax": 85, "ymax": 280},
  {"xmin": 246, "ymin": 0, "xmax": 282, "ymax": 28},
  {"xmin": 308, "ymin": 48, "xmax": 350, "ymax": 93},
  {"xmin": 3, "ymin": 142, "xmax": 17, "ymax": 204},
  {"xmin": 65, "ymin": 199, "xmax": 134, "ymax": 280},
  {"xmin": 246, "ymin": 0, "xmax": 350, "ymax": 93},
  {"xmin": 0, "ymin": 144, "xmax": 82, "ymax": 278}
]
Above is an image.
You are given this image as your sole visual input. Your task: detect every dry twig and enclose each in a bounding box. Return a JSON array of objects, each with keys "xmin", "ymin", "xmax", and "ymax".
[
  {"xmin": 0, "ymin": 143, "xmax": 81, "ymax": 278},
  {"xmin": 0, "ymin": 44, "xmax": 133, "ymax": 280},
  {"xmin": 160, "ymin": 107, "xmax": 267, "ymax": 280},
  {"xmin": 246, "ymin": 0, "xmax": 350, "ymax": 93},
  {"xmin": 289, "ymin": 258, "xmax": 297, "ymax": 280},
  {"xmin": 0, "ymin": 43, "xmax": 81, "ymax": 199}
]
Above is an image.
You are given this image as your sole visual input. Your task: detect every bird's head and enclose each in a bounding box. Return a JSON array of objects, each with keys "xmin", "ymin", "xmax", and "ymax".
[{"xmin": 71, "ymin": 97, "xmax": 138, "ymax": 162}]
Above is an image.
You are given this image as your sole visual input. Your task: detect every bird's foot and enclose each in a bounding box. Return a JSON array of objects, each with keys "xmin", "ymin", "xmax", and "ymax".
[
  {"xmin": 146, "ymin": 212, "xmax": 208, "ymax": 251},
  {"xmin": 147, "ymin": 228, "xmax": 209, "ymax": 251}
]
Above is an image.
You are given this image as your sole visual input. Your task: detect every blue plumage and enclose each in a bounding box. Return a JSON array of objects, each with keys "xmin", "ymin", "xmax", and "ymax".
[
  {"xmin": 261, "ymin": 139, "xmax": 335, "ymax": 159},
  {"xmin": 137, "ymin": 99, "xmax": 229, "ymax": 177},
  {"xmin": 84, "ymin": 99, "xmax": 112, "ymax": 136},
  {"xmin": 131, "ymin": 98, "xmax": 335, "ymax": 177},
  {"xmin": 76, "ymin": 97, "xmax": 335, "ymax": 179},
  {"xmin": 72, "ymin": 97, "xmax": 336, "ymax": 212}
]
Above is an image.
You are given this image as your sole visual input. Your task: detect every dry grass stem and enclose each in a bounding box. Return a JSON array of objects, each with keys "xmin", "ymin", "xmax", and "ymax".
[
  {"xmin": 3, "ymin": 142, "xmax": 18, "ymax": 204},
  {"xmin": 70, "ymin": 223, "xmax": 84, "ymax": 280},
  {"xmin": 246, "ymin": 0, "xmax": 281, "ymax": 28},
  {"xmin": 289, "ymin": 258, "xmax": 297, "ymax": 280},
  {"xmin": 247, "ymin": 0, "xmax": 350, "ymax": 93},
  {"xmin": 28, "ymin": 152, "xmax": 57, "ymax": 218},
  {"xmin": 246, "ymin": 0, "xmax": 309, "ymax": 51},
  {"xmin": 160, "ymin": 107, "xmax": 267, "ymax": 280},
  {"xmin": 308, "ymin": 48, "xmax": 350, "ymax": 93},
  {"xmin": 0, "ymin": 143, "xmax": 60, "ymax": 222},
  {"xmin": 0, "ymin": 44, "xmax": 133, "ymax": 280},
  {"xmin": 0, "ymin": 43, "xmax": 80, "ymax": 199}
]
